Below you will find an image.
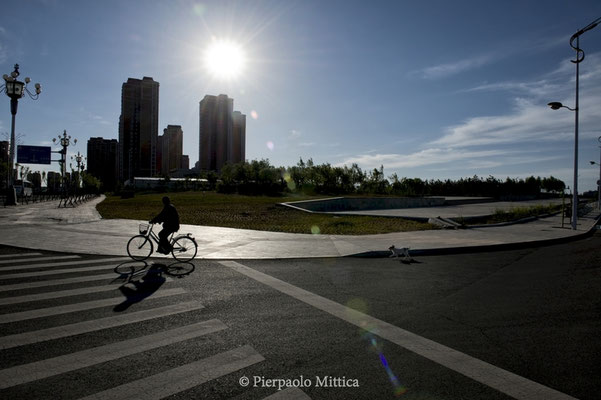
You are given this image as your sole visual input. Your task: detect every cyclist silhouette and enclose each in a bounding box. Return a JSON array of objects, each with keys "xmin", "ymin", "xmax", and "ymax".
[{"xmin": 150, "ymin": 196, "xmax": 180, "ymax": 254}]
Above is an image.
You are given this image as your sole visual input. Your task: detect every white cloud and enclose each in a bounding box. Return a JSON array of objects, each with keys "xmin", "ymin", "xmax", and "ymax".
[
  {"xmin": 418, "ymin": 54, "xmax": 494, "ymax": 80},
  {"xmin": 339, "ymin": 51, "xmax": 601, "ymax": 188},
  {"xmin": 338, "ymin": 148, "xmax": 507, "ymax": 169}
]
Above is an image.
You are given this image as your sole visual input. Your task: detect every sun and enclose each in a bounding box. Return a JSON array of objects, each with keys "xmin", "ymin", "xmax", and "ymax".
[{"xmin": 204, "ymin": 39, "xmax": 246, "ymax": 80}]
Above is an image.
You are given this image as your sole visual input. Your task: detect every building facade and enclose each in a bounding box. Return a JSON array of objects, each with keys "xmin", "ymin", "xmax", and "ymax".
[
  {"xmin": 198, "ymin": 94, "xmax": 246, "ymax": 172},
  {"xmin": 118, "ymin": 77, "xmax": 159, "ymax": 183},
  {"xmin": 232, "ymin": 111, "xmax": 246, "ymax": 164},
  {"xmin": 87, "ymin": 137, "xmax": 119, "ymax": 190},
  {"xmin": 160, "ymin": 125, "xmax": 183, "ymax": 175}
]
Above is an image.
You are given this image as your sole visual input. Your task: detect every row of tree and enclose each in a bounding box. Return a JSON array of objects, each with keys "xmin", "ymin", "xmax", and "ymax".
[{"xmin": 207, "ymin": 158, "xmax": 566, "ymax": 198}]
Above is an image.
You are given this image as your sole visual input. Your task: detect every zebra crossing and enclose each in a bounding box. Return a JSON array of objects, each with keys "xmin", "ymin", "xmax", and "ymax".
[{"xmin": 0, "ymin": 251, "xmax": 311, "ymax": 399}]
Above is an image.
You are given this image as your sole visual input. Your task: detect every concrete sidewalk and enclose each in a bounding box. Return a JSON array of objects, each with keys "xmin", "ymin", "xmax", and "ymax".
[{"xmin": 0, "ymin": 195, "xmax": 599, "ymax": 259}]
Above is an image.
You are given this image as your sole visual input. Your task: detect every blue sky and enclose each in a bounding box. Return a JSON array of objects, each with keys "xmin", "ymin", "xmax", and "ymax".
[{"xmin": 2, "ymin": 0, "xmax": 601, "ymax": 191}]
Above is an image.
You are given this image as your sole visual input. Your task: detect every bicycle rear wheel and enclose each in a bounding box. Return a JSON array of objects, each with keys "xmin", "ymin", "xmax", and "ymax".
[
  {"xmin": 127, "ymin": 235, "xmax": 153, "ymax": 261},
  {"xmin": 171, "ymin": 236, "xmax": 197, "ymax": 262}
]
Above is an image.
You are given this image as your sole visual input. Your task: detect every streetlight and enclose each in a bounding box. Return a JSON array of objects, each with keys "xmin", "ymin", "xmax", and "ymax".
[
  {"xmin": 52, "ymin": 130, "xmax": 77, "ymax": 191},
  {"xmin": 71, "ymin": 151, "xmax": 86, "ymax": 188},
  {"xmin": 547, "ymin": 16, "xmax": 601, "ymax": 230},
  {"xmin": 0, "ymin": 64, "xmax": 42, "ymax": 205},
  {"xmin": 548, "ymin": 100, "xmax": 578, "ymax": 229},
  {"xmin": 589, "ymin": 136, "xmax": 601, "ymax": 210}
]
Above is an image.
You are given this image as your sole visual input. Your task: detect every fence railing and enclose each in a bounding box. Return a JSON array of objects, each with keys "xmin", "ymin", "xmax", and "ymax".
[
  {"xmin": 57, "ymin": 193, "xmax": 99, "ymax": 208},
  {"xmin": 2, "ymin": 192, "xmax": 99, "ymax": 207}
]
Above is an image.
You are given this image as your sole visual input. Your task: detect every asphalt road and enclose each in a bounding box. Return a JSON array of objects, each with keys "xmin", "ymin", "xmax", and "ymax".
[{"xmin": 0, "ymin": 234, "xmax": 599, "ymax": 399}]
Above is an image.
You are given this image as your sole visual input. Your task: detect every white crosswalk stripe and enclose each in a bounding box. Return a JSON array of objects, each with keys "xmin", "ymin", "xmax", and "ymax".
[
  {"xmin": 0, "ymin": 256, "xmax": 129, "ymax": 271},
  {"xmin": 77, "ymin": 345, "xmax": 265, "ymax": 400},
  {"xmin": 0, "ymin": 253, "xmax": 267, "ymax": 399},
  {"xmin": 263, "ymin": 387, "xmax": 313, "ymax": 400},
  {"xmin": 0, "ymin": 255, "xmax": 80, "ymax": 265},
  {"xmin": 0, "ymin": 263, "xmax": 132, "ymax": 280},
  {"xmin": 0, "ymin": 278, "xmax": 173, "ymax": 306},
  {"xmin": 0, "ymin": 301, "xmax": 205, "ymax": 350},
  {"xmin": 0, "ymin": 273, "xmax": 126, "ymax": 292},
  {"xmin": 0, "ymin": 319, "xmax": 228, "ymax": 389},
  {"xmin": 0, "ymin": 252, "xmax": 43, "ymax": 259},
  {"xmin": 0, "ymin": 287, "xmax": 187, "ymax": 323}
]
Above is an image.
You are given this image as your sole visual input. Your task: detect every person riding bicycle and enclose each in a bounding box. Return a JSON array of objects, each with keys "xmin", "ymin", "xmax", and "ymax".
[{"xmin": 150, "ymin": 196, "xmax": 180, "ymax": 254}]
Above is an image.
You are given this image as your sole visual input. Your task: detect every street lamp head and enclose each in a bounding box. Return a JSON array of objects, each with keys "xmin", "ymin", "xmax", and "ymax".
[
  {"xmin": 548, "ymin": 102, "xmax": 564, "ymax": 110},
  {"xmin": 591, "ymin": 161, "xmax": 596, "ymax": 165}
]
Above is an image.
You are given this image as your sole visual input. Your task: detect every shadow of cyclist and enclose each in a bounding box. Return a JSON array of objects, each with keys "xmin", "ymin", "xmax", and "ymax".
[{"xmin": 113, "ymin": 263, "xmax": 166, "ymax": 312}]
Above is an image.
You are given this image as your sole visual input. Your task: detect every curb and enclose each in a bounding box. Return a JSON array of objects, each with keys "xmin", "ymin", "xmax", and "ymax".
[{"xmin": 350, "ymin": 215, "xmax": 601, "ymax": 258}]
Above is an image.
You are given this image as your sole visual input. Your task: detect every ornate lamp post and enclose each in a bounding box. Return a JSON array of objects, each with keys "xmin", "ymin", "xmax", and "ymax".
[
  {"xmin": 1, "ymin": 64, "xmax": 41, "ymax": 205},
  {"xmin": 71, "ymin": 151, "xmax": 86, "ymax": 188},
  {"xmin": 547, "ymin": 16, "xmax": 601, "ymax": 229},
  {"xmin": 52, "ymin": 130, "xmax": 77, "ymax": 191}
]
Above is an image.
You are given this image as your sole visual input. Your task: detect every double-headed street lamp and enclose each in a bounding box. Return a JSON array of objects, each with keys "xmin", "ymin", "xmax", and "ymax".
[
  {"xmin": 547, "ymin": 16, "xmax": 601, "ymax": 230},
  {"xmin": 1, "ymin": 64, "xmax": 41, "ymax": 205}
]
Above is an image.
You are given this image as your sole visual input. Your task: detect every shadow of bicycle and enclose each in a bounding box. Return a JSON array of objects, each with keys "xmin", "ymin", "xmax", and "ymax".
[
  {"xmin": 111, "ymin": 260, "xmax": 195, "ymax": 312},
  {"xmin": 163, "ymin": 261, "xmax": 195, "ymax": 277}
]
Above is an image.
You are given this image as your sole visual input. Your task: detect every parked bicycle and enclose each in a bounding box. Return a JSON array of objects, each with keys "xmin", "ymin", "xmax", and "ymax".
[{"xmin": 127, "ymin": 223, "xmax": 198, "ymax": 262}]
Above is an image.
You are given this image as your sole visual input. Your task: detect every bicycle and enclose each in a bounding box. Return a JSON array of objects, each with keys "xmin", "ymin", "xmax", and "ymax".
[{"xmin": 127, "ymin": 223, "xmax": 198, "ymax": 262}]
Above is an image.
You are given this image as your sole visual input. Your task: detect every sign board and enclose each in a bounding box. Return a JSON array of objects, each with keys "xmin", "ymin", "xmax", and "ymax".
[{"xmin": 17, "ymin": 145, "xmax": 52, "ymax": 164}]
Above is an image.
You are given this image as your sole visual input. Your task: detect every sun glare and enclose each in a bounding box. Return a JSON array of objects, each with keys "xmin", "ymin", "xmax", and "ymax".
[{"xmin": 204, "ymin": 39, "xmax": 246, "ymax": 80}]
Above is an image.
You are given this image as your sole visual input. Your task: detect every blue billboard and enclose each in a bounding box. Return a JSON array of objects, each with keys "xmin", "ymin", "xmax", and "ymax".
[{"xmin": 17, "ymin": 145, "xmax": 52, "ymax": 164}]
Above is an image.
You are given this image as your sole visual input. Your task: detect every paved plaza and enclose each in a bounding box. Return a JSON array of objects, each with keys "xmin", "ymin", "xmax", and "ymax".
[{"xmin": 0, "ymin": 195, "xmax": 598, "ymax": 258}]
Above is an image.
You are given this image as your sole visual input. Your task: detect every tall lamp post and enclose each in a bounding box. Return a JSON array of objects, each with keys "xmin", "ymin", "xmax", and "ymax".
[
  {"xmin": 0, "ymin": 64, "xmax": 41, "ymax": 206},
  {"xmin": 71, "ymin": 151, "xmax": 86, "ymax": 188},
  {"xmin": 52, "ymin": 130, "xmax": 77, "ymax": 192},
  {"xmin": 548, "ymin": 16, "xmax": 601, "ymax": 230},
  {"xmin": 589, "ymin": 135, "xmax": 601, "ymax": 210}
]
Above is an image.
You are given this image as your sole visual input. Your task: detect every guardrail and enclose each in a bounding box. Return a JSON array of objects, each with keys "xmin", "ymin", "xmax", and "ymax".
[
  {"xmin": 1, "ymin": 192, "xmax": 99, "ymax": 207},
  {"xmin": 2, "ymin": 193, "xmax": 63, "ymax": 207},
  {"xmin": 58, "ymin": 193, "xmax": 99, "ymax": 208}
]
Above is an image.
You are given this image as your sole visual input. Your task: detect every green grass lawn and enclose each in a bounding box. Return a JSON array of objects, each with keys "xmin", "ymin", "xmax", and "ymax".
[{"xmin": 97, "ymin": 192, "xmax": 435, "ymax": 235}]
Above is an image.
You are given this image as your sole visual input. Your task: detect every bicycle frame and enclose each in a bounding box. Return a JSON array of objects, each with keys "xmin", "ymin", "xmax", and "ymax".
[{"xmin": 144, "ymin": 224, "xmax": 180, "ymax": 247}]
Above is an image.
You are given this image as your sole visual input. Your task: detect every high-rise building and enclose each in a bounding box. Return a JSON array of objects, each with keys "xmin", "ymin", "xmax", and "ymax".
[
  {"xmin": 181, "ymin": 155, "xmax": 189, "ymax": 170},
  {"xmin": 118, "ymin": 76, "xmax": 159, "ymax": 183},
  {"xmin": 87, "ymin": 137, "xmax": 118, "ymax": 190},
  {"xmin": 232, "ymin": 111, "xmax": 246, "ymax": 164},
  {"xmin": 198, "ymin": 94, "xmax": 245, "ymax": 172},
  {"xmin": 160, "ymin": 125, "xmax": 183, "ymax": 175}
]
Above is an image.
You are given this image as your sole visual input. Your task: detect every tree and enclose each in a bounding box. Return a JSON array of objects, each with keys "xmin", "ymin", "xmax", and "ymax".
[{"xmin": 542, "ymin": 176, "xmax": 566, "ymax": 193}]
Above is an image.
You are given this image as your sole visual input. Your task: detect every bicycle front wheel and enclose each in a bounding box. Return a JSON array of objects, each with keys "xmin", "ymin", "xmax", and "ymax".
[
  {"xmin": 171, "ymin": 236, "xmax": 198, "ymax": 262},
  {"xmin": 127, "ymin": 235, "xmax": 153, "ymax": 261}
]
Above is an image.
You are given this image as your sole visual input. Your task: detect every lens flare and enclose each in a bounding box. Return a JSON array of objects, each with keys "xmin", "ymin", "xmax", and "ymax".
[
  {"xmin": 283, "ymin": 172, "xmax": 296, "ymax": 190},
  {"xmin": 364, "ymin": 331, "xmax": 408, "ymax": 396},
  {"xmin": 266, "ymin": 141, "xmax": 274, "ymax": 151},
  {"xmin": 250, "ymin": 110, "xmax": 259, "ymax": 119},
  {"xmin": 193, "ymin": 3, "xmax": 206, "ymax": 16},
  {"xmin": 311, "ymin": 225, "xmax": 320, "ymax": 234},
  {"xmin": 350, "ymin": 298, "xmax": 407, "ymax": 396}
]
